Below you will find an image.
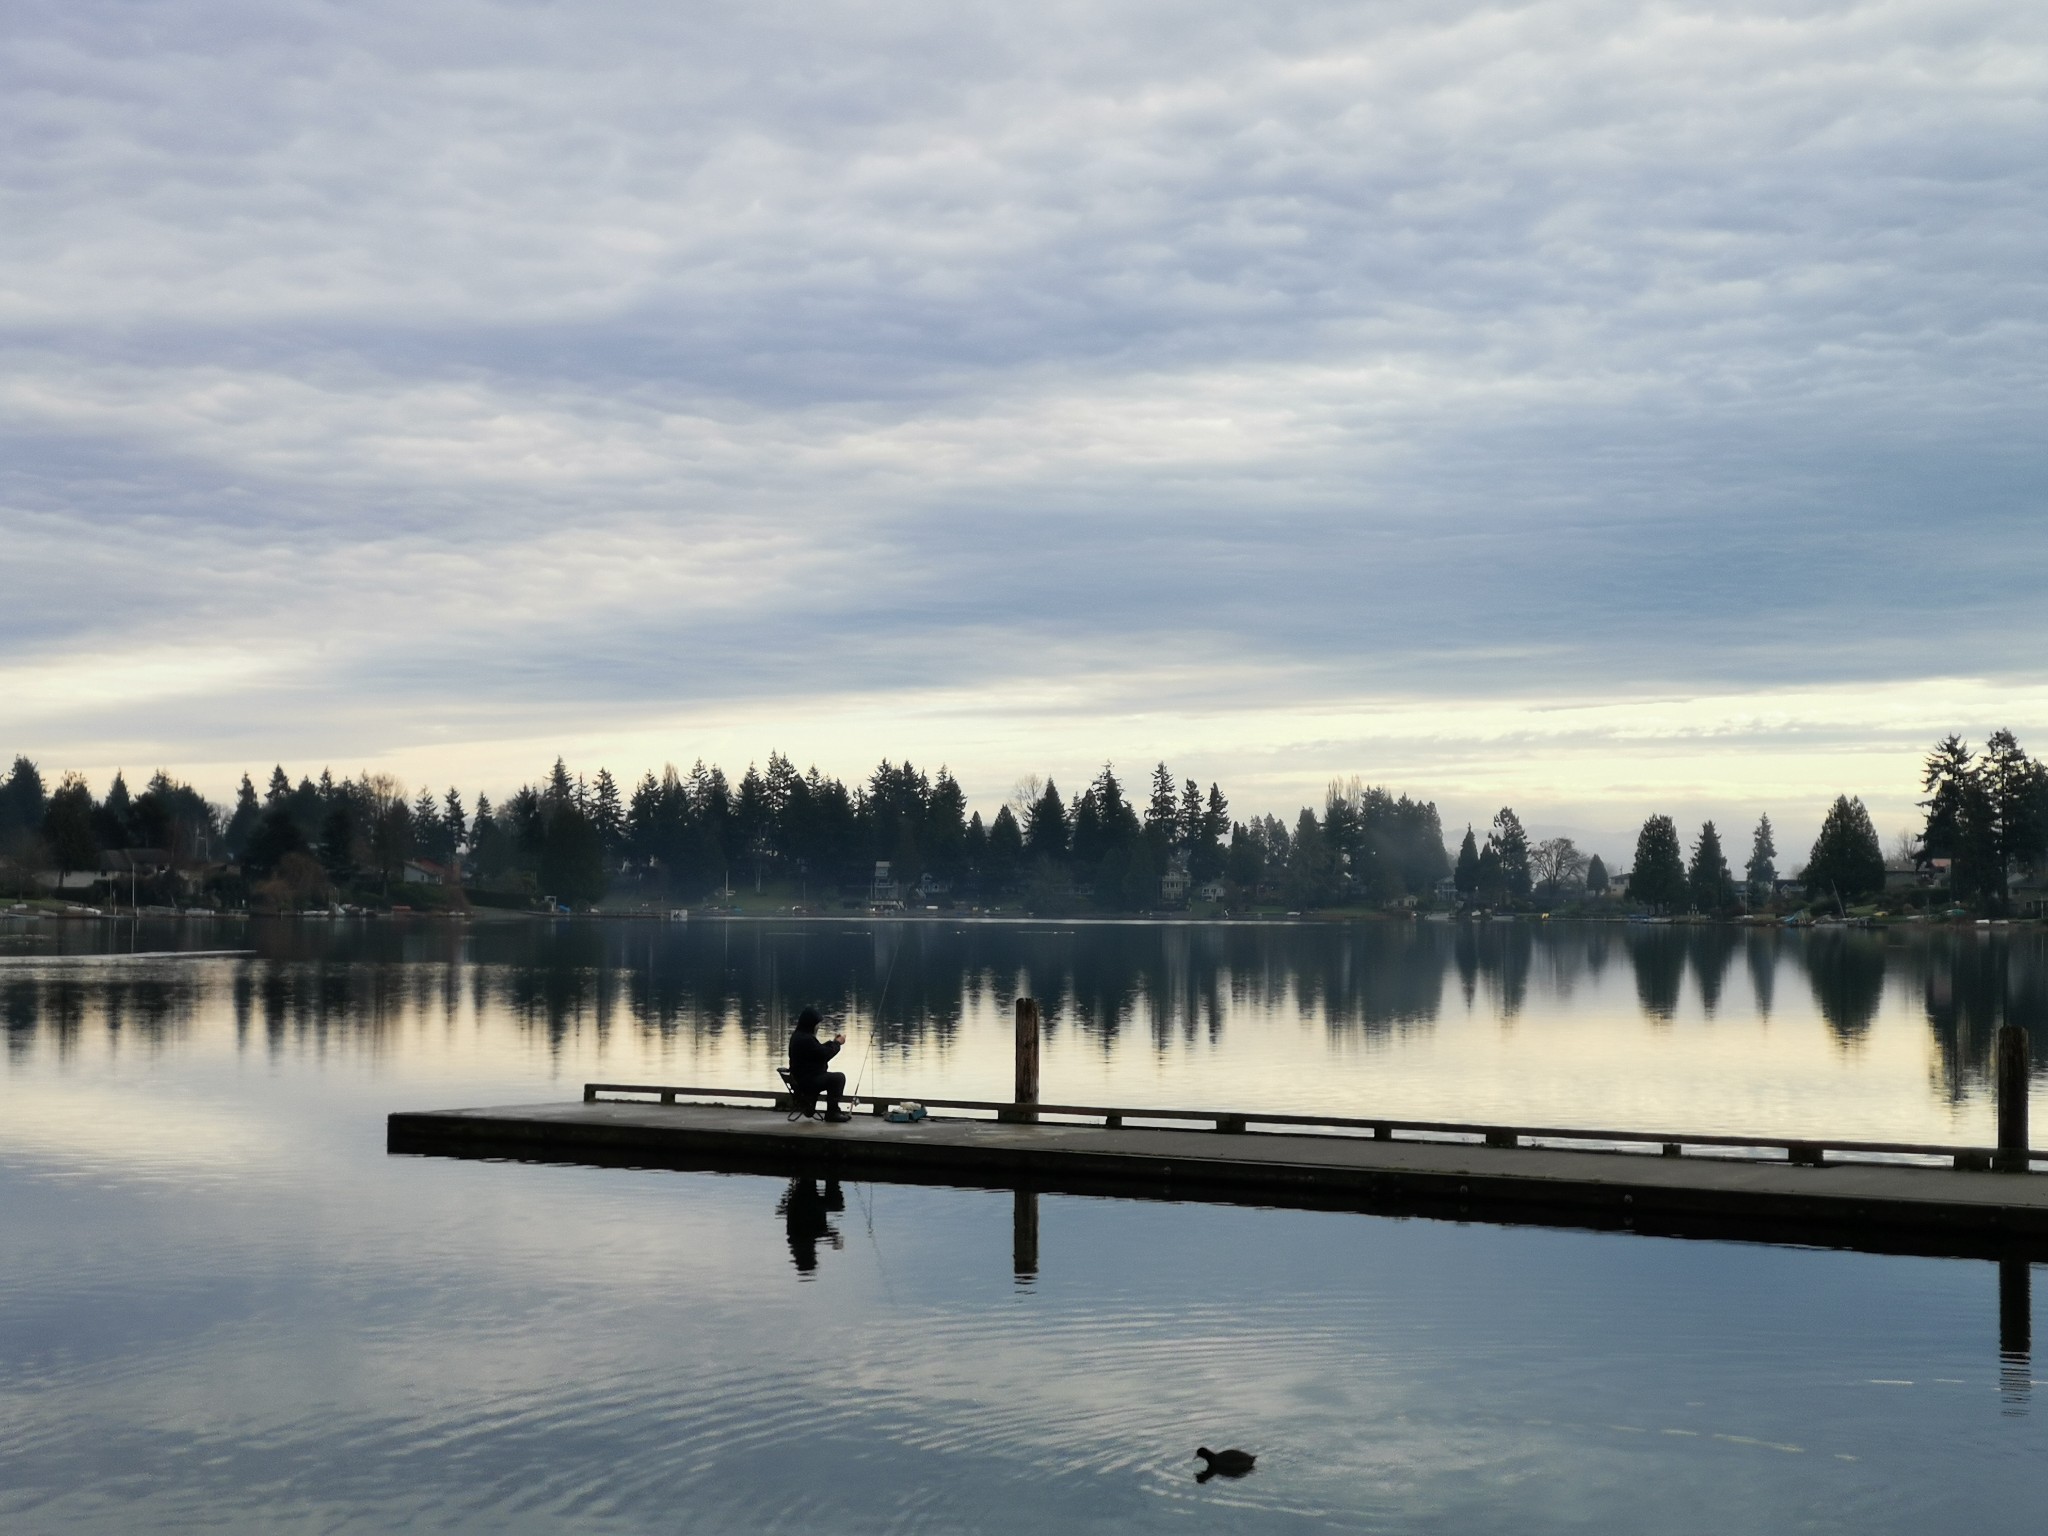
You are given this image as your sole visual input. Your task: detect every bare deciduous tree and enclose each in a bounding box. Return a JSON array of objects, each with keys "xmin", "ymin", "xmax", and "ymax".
[{"xmin": 1530, "ymin": 835, "xmax": 1589, "ymax": 890}]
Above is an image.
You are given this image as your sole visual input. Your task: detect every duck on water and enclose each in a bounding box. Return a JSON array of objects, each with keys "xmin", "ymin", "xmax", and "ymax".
[{"xmin": 1195, "ymin": 1447, "xmax": 1256, "ymax": 1480}]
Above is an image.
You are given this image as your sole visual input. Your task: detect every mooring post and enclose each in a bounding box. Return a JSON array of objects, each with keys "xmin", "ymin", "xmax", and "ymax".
[
  {"xmin": 1001, "ymin": 995, "xmax": 1040, "ymax": 1125},
  {"xmin": 1996, "ymin": 1025, "xmax": 2030, "ymax": 1173},
  {"xmin": 1013, "ymin": 1185, "xmax": 1039, "ymax": 1283}
]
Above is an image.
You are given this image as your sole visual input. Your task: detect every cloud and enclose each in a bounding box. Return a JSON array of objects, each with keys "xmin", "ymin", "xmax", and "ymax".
[{"xmin": 1, "ymin": 0, "xmax": 2044, "ymax": 843}]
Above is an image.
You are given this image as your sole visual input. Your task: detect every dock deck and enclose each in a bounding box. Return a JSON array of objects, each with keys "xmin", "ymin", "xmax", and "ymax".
[{"xmin": 388, "ymin": 1095, "xmax": 2048, "ymax": 1257}]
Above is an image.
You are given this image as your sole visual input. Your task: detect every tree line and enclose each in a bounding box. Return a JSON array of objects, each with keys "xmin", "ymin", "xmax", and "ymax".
[
  {"xmin": 3, "ymin": 726, "xmax": 2043, "ymax": 914},
  {"xmin": 0, "ymin": 753, "xmax": 1449, "ymax": 911}
]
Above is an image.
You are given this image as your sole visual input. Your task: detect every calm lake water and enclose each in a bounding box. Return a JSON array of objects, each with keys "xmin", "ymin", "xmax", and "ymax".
[{"xmin": 4, "ymin": 915, "xmax": 2046, "ymax": 1532}]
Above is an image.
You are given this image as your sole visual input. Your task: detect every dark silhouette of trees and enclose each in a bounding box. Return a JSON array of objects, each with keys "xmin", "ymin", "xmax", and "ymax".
[
  {"xmin": 1805, "ymin": 795, "xmax": 1884, "ymax": 909},
  {"xmin": 0, "ymin": 757, "xmax": 47, "ymax": 859},
  {"xmin": 1630, "ymin": 815, "xmax": 1687, "ymax": 912},
  {"xmin": 1920, "ymin": 731, "xmax": 2048, "ymax": 915},
  {"xmin": 1745, "ymin": 814, "xmax": 1777, "ymax": 905},
  {"xmin": 1490, "ymin": 807, "xmax": 1531, "ymax": 898},
  {"xmin": 42, "ymin": 774, "xmax": 96, "ymax": 882},
  {"xmin": 1455, "ymin": 826, "xmax": 1480, "ymax": 898},
  {"xmin": 224, "ymin": 774, "xmax": 262, "ymax": 858},
  {"xmin": 1688, "ymin": 821, "xmax": 1734, "ymax": 913},
  {"xmin": 1585, "ymin": 853, "xmax": 1609, "ymax": 894},
  {"xmin": 1025, "ymin": 778, "xmax": 1067, "ymax": 864},
  {"xmin": 1530, "ymin": 836, "xmax": 1587, "ymax": 895}
]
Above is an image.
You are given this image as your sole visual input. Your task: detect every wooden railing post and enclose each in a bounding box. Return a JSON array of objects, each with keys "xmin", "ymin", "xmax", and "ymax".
[
  {"xmin": 1997, "ymin": 1025, "xmax": 2030, "ymax": 1173},
  {"xmin": 1001, "ymin": 996, "xmax": 1040, "ymax": 1124}
]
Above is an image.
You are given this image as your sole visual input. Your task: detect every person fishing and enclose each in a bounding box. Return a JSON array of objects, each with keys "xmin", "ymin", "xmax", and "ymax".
[{"xmin": 788, "ymin": 1006, "xmax": 852, "ymax": 1122}]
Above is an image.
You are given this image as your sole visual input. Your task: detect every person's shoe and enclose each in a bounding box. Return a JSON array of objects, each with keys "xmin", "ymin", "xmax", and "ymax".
[{"xmin": 823, "ymin": 1110, "xmax": 853, "ymax": 1123}]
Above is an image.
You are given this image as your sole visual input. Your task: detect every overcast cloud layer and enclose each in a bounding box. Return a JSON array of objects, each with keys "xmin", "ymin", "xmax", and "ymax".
[{"xmin": 2, "ymin": 0, "xmax": 2045, "ymax": 853}]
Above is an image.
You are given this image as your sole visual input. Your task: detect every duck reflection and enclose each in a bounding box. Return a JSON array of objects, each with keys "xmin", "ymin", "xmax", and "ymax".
[{"xmin": 777, "ymin": 1175, "xmax": 845, "ymax": 1276}]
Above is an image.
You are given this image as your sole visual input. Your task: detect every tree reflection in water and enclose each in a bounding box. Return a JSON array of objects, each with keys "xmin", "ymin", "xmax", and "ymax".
[
  {"xmin": 1804, "ymin": 931, "xmax": 1888, "ymax": 1044},
  {"xmin": 4, "ymin": 916, "xmax": 2047, "ymax": 1121}
]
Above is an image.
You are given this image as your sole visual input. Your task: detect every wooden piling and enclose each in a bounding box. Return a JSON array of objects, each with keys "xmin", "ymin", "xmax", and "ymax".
[
  {"xmin": 1997, "ymin": 1025, "xmax": 2030, "ymax": 1173},
  {"xmin": 999, "ymin": 996, "xmax": 1040, "ymax": 1124}
]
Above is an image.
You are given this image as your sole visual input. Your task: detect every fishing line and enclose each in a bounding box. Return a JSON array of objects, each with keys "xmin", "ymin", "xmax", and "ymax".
[
  {"xmin": 851, "ymin": 935, "xmax": 901, "ymax": 1100},
  {"xmin": 850, "ymin": 1177, "xmax": 898, "ymax": 1303}
]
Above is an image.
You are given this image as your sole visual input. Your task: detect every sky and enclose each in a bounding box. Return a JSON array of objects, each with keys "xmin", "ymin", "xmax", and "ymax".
[{"xmin": 2, "ymin": 0, "xmax": 2044, "ymax": 863}]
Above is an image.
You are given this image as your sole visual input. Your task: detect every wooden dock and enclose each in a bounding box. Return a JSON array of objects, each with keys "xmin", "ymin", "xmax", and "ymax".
[{"xmin": 388, "ymin": 1086, "xmax": 2048, "ymax": 1259}]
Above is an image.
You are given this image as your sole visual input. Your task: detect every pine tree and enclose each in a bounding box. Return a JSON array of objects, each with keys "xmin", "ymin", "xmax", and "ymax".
[
  {"xmin": 1630, "ymin": 815, "xmax": 1688, "ymax": 912},
  {"xmin": 265, "ymin": 766, "xmax": 291, "ymax": 806},
  {"xmin": 0, "ymin": 757, "xmax": 47, "ymax": 854},
  {"xmin": 1454, "ymin": 826, "xmax": 1480, "ymax": 896},
  {"xmin": 1475, "ymin": 840, "xmax": 1505, "ymax": 904},
  {"xmin": 1177, "ymin": 779, "xmax": 1203, "ymax": 849},
  {"xmin": 43, "ymin": 774, "xmax": 98, "ymax": 881},
  {"xmin": 989, "ymin": 804, "xmax": 1024, "ymax": 879},
  {"xmin": 1745, "ymin": 814, "xmax": 1777, "ymax": 903},
  {"xmin": 1688, "ymin": 820, "xmax": 1733, "ymax": 912},
  {"xmin": 1490, "ymin": 807, "xmax": 1531, "ymax": 898},
  {"xmin": 96, "ymin": 772, "xmax": 134, "ymax": 851},
  {"xmin": 1284, "ymin": 807, "xmax": 1335, "ymax": 908},
  {"xmin": 591, "ymin": 769, "xmax": 625, "ymax": 857},
  {"xmin": 443, "ymin": 788, "xmax": 467, "ymax": 849},
  {"xmin": 1805, "ymin": 795, "xmax": 1885, "ymax": 909},
  {"xmin": 1586, "ymin": 853, "xmax": 1609, "ymax": 894},
  {"xmin": 225, "ymin": 774, "xmax": 262, "ymax": 858},
  {"xmin": 1025, "ymin": 779, "xmax": 1067, "ymax": 864},
  {"xmin": 1145, "ymin": 763, "xmax": 1177, "ymax": 840}
]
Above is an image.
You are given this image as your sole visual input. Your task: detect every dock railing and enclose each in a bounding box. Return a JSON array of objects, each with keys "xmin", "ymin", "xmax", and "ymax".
[{"xmin": 579, "ymin": 1079, "xmax": 2040, "ymax": 1172}]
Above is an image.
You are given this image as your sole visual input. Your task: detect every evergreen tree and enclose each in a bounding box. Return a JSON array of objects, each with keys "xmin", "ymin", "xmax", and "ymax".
[
  {"xmin": 1745, "ymin": 814, "xmax": 1777, "ymax": 903},
  {"xmin": 924, "ymin": 769, "xmax": 968, "ymax": 884},
  {"xmin": 1630, "ymin": 815, "xmax": 1688, "ymax": 912},
  {"xmin": 1978, "ymin": 729, "xmax": 2048, "ymax": 912},
  {"xmin": 590, "ymin": 769, "xmax": 625, "ymax": 858},
  {"xmin": 546, "ymin": 757, "xmax": 574, "ymax": 806},
  {"xmin": 1068, "ymin": 788, "xmax": 1106, "ymax": 869},
  {"xmin": 411, "ymin": 786, "xmax": 445, "ymax": 862},
  {"xmin": 443, "ymin": 788, "xmax": 467, "ymax": 850},
  {"xmin": 540, "ymin": 801, "xmax": 607, "ymax": 906},
  {"xmin": 1920, "ymin": 735, "xmax": 1992, "ymax": 907},
  {"xmin": 1586, "ymin": 853, "xmax": 1609, "ymax": 894},
  {"xmin": 243, "ymin": 806, "xmax": 307, "ymax": 877},
  {"xmin": 43, "ymin": 774, "xmax": 98, "ymax": 881},
  {"xmin": 1688, "ymin": 820, "xmax": 1733, "ymax": 912},
  {"xmin": 988, "ymin": 804, "xmax": 1024, "ymax": 882},
  {"xmin": 1454, "ymin": 826, "xmax": 1480, "ymax": 897},
  {"xmin": 265, "ymin": 766, "xmax": 292, "ymax": 806},
  {"xmin": 1226, "ymin": 822, "xmax": 1263, "ymax": 891},
  {"xmin": 224, "ymin": 774, "xmax": 262, "ymax": 858},
  {"xmin": 96, "ymin": 771, "xmax": 134, "ymax": 851},
  {"xmin": 0, "ymin": 756, "xmax": 47, "ymax": 854},
  {"xmin": 1177, "ymin": 779, "xmax": 1203, "ymax": 849},
  {"xmin": 1145, "ymin": 763, "xmax": 1178, "ymax": 841},
  {"xmin": 1490, "ymin": 807, "xmax": 1531, "ymax": 898},
  {"xmin": 1091, "ymin": 764, "xmax": 1139, "ymax": 847},
  {"xmin": 1284, "ymin": 807, "xmax": 1335, "ymax": 908},
  {"xmin": 470, "ymin": 794, "xmax": 511, "ymax": 883},
  {"xmin": 1475, "ymin": 840, "xmax": 1505, "ymax": 904},
  {"xmin": 1805, "ymin": 795, "xmax": 1885, "ymax": 909},
  {"xmin": 963, "ymin": 811, "xmax": 988, "ymax": 880},
  {"xmin": 285, "ymin": 776, "xmax": 322, "ymax": 843}
]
